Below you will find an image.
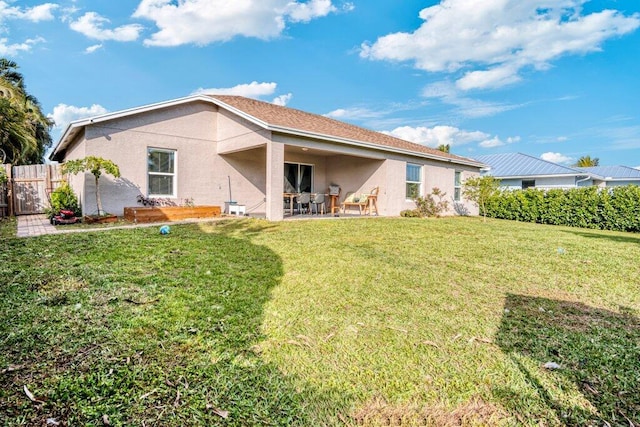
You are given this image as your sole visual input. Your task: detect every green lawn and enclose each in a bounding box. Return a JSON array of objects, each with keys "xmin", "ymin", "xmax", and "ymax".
[{"xmin": 1, "ymin": 217, "xmax": 639, "ymax": 426}]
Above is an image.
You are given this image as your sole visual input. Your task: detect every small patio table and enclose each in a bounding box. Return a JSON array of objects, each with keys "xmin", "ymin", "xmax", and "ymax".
[{"xmin": 283, "ymin": 193, "xmax": 296, "ymax": 216}]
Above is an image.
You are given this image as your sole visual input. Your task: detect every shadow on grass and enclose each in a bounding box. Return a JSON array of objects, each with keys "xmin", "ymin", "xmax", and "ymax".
[
  {"xmin": 494, "ymin": 294, "xmax": 640, "ymax": 426},
  {"xmin": 0, "ymin": 221, "xmax": 347, "ymax": 426},
  {"xmin": 560, "ymin": 229, "xmax": 640, "ymax": 245}
]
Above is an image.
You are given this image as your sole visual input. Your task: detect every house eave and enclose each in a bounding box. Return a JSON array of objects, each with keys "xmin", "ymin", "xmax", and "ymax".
[
  {"xmin": 491, "ymin": 173, "xmax": 595, "ymax": 180},
  {"xmin": 49, "ymin": 94, "xmax": 485, "ymax": 169},
  {"xmin": 271, "ymin": 125, "xmax": 485, "ymax": 167}
]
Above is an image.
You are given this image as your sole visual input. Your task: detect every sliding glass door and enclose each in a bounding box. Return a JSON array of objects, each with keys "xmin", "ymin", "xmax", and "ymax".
[{"xmin": 284, "ymin": 162, "xmax": 314, "ymax": 193}]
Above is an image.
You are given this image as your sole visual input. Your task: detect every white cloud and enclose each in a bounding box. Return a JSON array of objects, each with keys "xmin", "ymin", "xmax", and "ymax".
[
  {"xmin": 0, "ymin": 37, "xmax": 43, "ymax": 56},
  {"xmin": 272, "ymin": 93, "xmax": 292, "ymax": 106},
  {"xmin": 48, "ymin": 103, "xmax": 109, "ymax": 130},
  {"xmin": 325, "ymin": 107, "xmax": 387, "ymax": 120},
  {"xmin": 422, "ymin": 81, "xmax": 520, "ymax": 118},
  {"xmin": 84, "ymin": 44, "xmax": 103, "ymax": 54},
  {"xmin": 286, "ymin": 0, "xmax": 336, "ymax": 23},
  {"xmin": 192, "ymin": 81, "xmax": 278, "ymax": 98},
  {"xmin": 382, "ymin": 125, "xmax": 491, "ymax": 148},
  {"xmin": 0, "ymin": 2, "xmax": 58, "ymax": 22},
  {"xmin": 361, "ymin": 0, "xmax": 640, "ymax": 90},
  {"xmin": 70, "ymin": 12, "xmax": 143, "ymax": 42},
  {"xmin": 0, "ymin": 2, "xmax": 57, "ymax": 55},
  {"xmin": 478, "ymin": 135, "xmax": 520, "ymax": 148},
  {"xmin": 133, "ymin": 0, "xmax": 344, "ymax": 46},
  {"xmin": 21, "ymin": 3, "xmax": 58, "ymax": 21},
  {"xmin": 541, "ymin": 152, "xmax": 574, "ymax": 164}
]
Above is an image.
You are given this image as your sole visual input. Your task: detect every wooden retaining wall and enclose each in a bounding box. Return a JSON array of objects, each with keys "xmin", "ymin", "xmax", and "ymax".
[{"xmin": 124, "ymin": 206, "xmax": 222, "ymax": 223}]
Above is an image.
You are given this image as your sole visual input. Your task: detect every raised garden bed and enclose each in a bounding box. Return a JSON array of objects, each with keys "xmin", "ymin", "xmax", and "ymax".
[{"xmin": 123, "ymin": 206, "xmax": 222, "ymax": 224}]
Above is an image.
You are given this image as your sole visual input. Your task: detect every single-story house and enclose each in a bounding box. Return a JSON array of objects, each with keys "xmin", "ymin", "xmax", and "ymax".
[
  {"xmin": 575, "ymin": 166, "xmax": 640, "ymax": 187},
  {"xmin": 49, "ymin": 95, "xmax": 484, "ymax": 220},
  {"xmin": 475, "ymin": 152, "xmax": 640, "ymax": 190}
]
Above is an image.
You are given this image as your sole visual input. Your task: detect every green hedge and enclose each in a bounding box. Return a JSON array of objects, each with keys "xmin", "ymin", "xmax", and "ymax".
[{"xmin": 484, "ymin": 186, "xmax": 640, "ymax": 232}]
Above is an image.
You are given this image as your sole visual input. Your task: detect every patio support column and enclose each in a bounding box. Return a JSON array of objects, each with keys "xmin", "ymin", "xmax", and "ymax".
[{"xmin": 265, "ymin": 141, "xmax": 284, "ymax": 221}]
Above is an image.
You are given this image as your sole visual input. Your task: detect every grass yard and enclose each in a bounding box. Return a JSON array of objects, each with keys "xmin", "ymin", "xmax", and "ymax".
[{"xmin": 1, "ymin": 217, "xmax": 639, "ymax": 426}]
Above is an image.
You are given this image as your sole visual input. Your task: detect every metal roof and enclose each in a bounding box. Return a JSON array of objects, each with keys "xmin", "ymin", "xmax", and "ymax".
[
  {"xmin": 474, "ymin": 153, "xmax": 589, "ymax": 178},
  {"xmin": 576, "ymin": 166, "xmax": 640, "ymax": 180}
]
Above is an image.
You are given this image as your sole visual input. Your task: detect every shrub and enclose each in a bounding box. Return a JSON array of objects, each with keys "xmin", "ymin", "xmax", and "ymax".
[
  {"xmin": 400, "ymin": 209, "xmax": 421, "ymax": 218},
  {"xmin": 414, "ymin": 188, "xmax": 450, "ymax": 218},
  {"xmin": 485, "ymin": 185, "xmax": 640, "ymax": 232},
  {"xmin": 47, "ymin": 182, "xmax": 80, "ymax": 217}
]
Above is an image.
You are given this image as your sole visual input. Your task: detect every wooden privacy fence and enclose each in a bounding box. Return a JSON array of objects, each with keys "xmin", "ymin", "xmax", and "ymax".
[
  {"xmin": 1, "ymin": 164, "xmax": 65, "ymax": 216},
  {"xmin": 0, "ymin": 164, "xmax": 9, "ymax": 218}
]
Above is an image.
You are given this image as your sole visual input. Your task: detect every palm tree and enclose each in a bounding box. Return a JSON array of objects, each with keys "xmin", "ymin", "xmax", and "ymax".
[
  {"xmin": 574, "ymin": 155, "xmax": 600, "ymax": 167},
  {"xmin": 437, "ymin": 144, "xmax": 450, "ymax": 153},
  {"xmin": 0, "ymin": 59, "xmax": 53, "ymax": 165}
]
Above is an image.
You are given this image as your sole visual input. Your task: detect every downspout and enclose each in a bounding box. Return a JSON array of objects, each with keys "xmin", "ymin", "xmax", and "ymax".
[{"xmin": 575, "ymin": 175, "xmax": 591, "ymax": 187}]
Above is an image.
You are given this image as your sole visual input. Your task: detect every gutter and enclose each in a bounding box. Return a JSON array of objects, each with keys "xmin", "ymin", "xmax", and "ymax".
[
  {"xmin": 211, "ymin": 98, "xmax": 485, "ymax": 168},
  {"xmin": 49, "ymin": 94, "xmax": 486, "ymax": 169}
]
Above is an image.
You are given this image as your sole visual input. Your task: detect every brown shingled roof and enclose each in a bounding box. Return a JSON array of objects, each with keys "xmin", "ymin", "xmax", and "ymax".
[{"xmin": 209, "ymin": 95, "xmax": 482, "ymax": 166}]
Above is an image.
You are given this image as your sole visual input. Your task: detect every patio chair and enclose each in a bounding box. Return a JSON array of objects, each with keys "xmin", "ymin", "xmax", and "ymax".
[
  {"xmin": 311, "ymin": 193, "xmax": 326, "ymax": 215},
  {"xmin": 341, "ymin": 192, "xmax": 369, "ymax": 215},
  {"xmin": 365, "ymin": 186, "xmax": 379, "ymax": 216},
  {"xmin": 297, "ymin": 192, "xmax": 311, "ymax": 214}
]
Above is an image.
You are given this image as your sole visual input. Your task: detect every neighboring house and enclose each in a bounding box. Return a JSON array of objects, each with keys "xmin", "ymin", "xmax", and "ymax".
[
  {"xmin": 474, "ymin": 153, "xmax": 593, "ymax": 189},
  {"xmin": 475, "ymin": 152, "xmax": 640, "ymax": 190},
  {"xmin": 575, "ymin": 166, "xmax": 640, "ymax": 187},
  {"xmin": 49, "ymin": 95, "xmax": 483, "ymax": 220}
]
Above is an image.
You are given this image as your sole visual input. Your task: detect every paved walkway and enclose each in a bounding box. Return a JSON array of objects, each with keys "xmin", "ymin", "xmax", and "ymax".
[
  {"xmin": 16, "ymin": 214, "xmax": 58, "ymax": 237},
  {"xmin": 15, "ymin": 211, "xmax": 365, "ymax": 238},
  {"xmin": 15, "ymin": 214, "xmax": 239, "ymax": 238}
]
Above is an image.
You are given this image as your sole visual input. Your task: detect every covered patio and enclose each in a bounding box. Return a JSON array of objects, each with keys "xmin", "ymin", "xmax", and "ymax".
[{"xmin": 218, "ymin": 137, "xmax": 388, "ymax": 221}]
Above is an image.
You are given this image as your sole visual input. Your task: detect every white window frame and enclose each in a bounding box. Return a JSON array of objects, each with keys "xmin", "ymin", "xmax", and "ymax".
[
  {"xmin": 147, "ymin": 147, "xmax": 177, "ymax": 198},
  {"xmin": 454, "ymin": 171, "xmax": 462, "ymax": 201},
  {"xmin": 406, "ymin": 163, "xmax": 422, "ymax": 200}
]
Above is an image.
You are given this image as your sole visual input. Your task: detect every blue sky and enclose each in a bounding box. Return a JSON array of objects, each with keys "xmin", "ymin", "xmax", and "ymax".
[{"xmin": 3, "ymin": 0, "xmax": 640, "ymax": 166}]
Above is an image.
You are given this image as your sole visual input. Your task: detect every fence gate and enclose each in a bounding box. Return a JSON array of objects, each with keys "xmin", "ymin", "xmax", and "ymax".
[{"xmin": 11, "ymin": 164, "xmax": 64, "ymax": 215}]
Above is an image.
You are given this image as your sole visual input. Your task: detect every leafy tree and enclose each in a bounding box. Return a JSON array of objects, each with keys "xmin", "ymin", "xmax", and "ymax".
[
  {"xmin": 437, "ymin": 144, "xmax": 450, "ymax": 153},
  {"xmin": 462, "ymin": 175, "xmax": 501, "ymax": 221},
  {"xmin": 62, "ymin": 156, "xmax": 120, "ymax": 216},
  {"xmin": 574, "ymin": 155, "xmax": 600, "ymax": 167},
  {"xmin": 0, "ymin": 164, "xmax": 7, "ymax": 184},
  {"xmin": 0, "ymin": 58, "xmax": 53, "ymax": 165}
]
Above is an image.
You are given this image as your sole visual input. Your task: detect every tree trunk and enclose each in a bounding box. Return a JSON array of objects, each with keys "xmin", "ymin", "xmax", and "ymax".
[{"xmin": 95, "ymin": 175, "xmax": 102, "ymax": 216}]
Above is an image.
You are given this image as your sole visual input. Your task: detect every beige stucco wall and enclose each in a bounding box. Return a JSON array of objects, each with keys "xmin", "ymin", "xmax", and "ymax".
[
  {"xmin": 274, "ymin": 133, "xmax": 479, "ymax": 216},
  {"xmin": 216, "ymin": 108, "xmax": 270, "ymax": 154},
  {"xmin": 63, "ymin": 102, "xmax": 273, "ymax": 217},
  {"xmin": 58, "ymin": 99, "xmax": 481, "ymax": 219},
  {"xmin": 69, "ymin": 102, "xmax": 217, "ymax": 215}
]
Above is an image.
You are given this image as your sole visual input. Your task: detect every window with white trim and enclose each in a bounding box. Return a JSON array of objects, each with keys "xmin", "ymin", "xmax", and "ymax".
[
  {"xmin": 148, "ymin": 148, "xmax": 176, "ymax": 197},
  {"xmin": 406, "ymin": 163, "xmax": 421, "ymax": 199},
  {"xmin": 454, "ymin": 171, "xmax": 462, "ymax": 201}
]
